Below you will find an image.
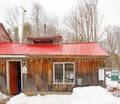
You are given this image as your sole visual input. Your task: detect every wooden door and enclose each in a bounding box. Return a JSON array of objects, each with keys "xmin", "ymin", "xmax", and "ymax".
[{"xmin": 9, "ymin": 62, "xmax": 19, "ymax": 95}]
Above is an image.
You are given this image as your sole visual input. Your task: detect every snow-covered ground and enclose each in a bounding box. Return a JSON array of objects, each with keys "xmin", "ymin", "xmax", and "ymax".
[
  {"xmin": 106, "ymin": 77, "xmax": 120, "ymax": 88},
  {"xmin": 0, "ymin": 86, "xmax": 120, "ymax": 104},
  {"xmin": 0, "ymin": 70, "xmax": 120, "ymax": 104},
  {"xmin": 4, "ymin": 86, "xmax": 120, "ymax": 104},
  {"xmin": 106, "ymin": 70, "xmax": 120, "ymax": 88},
  {"xmin": 106, "ymin": 71, "xmax": 120, "ymax": 97},
  {"xmin": 0, "ymin": 92, "xmax": 8, "ymax": 101}
]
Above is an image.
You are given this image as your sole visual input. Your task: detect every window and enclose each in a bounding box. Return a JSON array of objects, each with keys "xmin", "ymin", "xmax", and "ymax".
[
  {"xmin": 54, "ymin": 63, "xmax": 63, "ymax": 83},
  {"xmin": 53, "ymin": 62, "xmax": 75, "ymax": 84}
]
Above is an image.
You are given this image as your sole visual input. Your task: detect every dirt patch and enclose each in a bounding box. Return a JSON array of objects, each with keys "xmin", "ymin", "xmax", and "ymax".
[
  {"xmin": 108, "ymin": 87, "xmax": 120, "ymax": 97},
  {"xmin": 0, "ymin": 97, "xmax": 10, "ymax": 104}
]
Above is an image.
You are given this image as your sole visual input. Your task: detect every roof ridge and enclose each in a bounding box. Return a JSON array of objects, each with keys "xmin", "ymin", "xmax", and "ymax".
[
  {"xmin": 0, "ymin": 42, "xmax": 97, "ymax": 45},
  {"xmin": 62, "ymin": 42, "xmax": 97, "ymax": 44}
]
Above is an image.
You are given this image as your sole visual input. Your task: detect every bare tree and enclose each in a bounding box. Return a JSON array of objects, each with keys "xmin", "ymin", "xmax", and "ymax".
[
  {"xmin": 65, "ymin": 0, "xmax": 102, "ymax": 42},
  {"xmin": 4, "ymin": 6, "xmax": 33, "ymax": 43},
  {"xmin": 4, "ymin": 2, "xmax": 62, "ymax": 42},
  {"xmin": 4, "ymin": 7, "xmax": 19, "ymax": 29},
  {"xmin": 44, "ymin": 16, "xmax": 61, "ymax": 36},
  {"xmin": 31, "ymin": 2, "xmax": 45, "ymax": 36},
  {"xmin": 4, "ymin": 6, "xmax": 19, "ymax": 39},
  {"xmin": 31, "ymin": 2, "xmax": 61, "ymax": 37},
  {"xmin": 105, "ymin": 26, "xmax": 120, "ymax": 68},
  {"xmin": 13, "ymin": 23, "xmax": 33, "ymax": 43}
]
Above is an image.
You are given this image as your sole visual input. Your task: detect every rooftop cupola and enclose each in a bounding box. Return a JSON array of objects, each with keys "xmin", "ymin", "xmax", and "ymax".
[{"xmin": 27, "ymin": 35, "xmax": 62, "ymax": 44}]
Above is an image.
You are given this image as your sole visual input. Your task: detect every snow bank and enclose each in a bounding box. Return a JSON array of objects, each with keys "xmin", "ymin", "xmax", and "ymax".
[
  {"xmin": 7, "ymin": 86, "xmax": 120, "ymax": 104},
  {"xmin": 72, "ymin": 86, "xmax": 120, "ymax": 104},
  {"xmin": 0, "ymin": 92, "xmax": 8, "ymax": 101},
  {"xmin": 106, "ymin": 77, "xmax": 120, "ymax": 88}
]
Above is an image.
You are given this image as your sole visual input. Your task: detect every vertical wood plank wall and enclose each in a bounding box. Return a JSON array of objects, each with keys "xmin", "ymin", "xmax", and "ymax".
[
  {"xmin": 0, "ymin": 57, "xmax": 106, "ymax": 92},
  {"xmin": 0, "ymin": 59, "xmax": 7, "ymax": 90},
  {"xmin": 23, "ymin": 57, "xmax": 106, "ymax": 92}
]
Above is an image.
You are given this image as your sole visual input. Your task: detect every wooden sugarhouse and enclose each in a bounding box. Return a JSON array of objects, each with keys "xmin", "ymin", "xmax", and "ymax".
[{"xmin": 0, "ymin": 35, "xmax": 109, "ymax": 95}]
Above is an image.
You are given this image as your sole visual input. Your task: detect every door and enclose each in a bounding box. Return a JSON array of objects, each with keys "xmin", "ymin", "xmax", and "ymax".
[{"xmin": 9, "ymin": 61, "xmax": 21, "ymax": 95}]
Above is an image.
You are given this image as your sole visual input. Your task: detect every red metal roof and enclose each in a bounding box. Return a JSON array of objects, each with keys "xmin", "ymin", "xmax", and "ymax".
[{"xmin": 0, "ymin": 42, "xmax": 109, "ymax": 56}]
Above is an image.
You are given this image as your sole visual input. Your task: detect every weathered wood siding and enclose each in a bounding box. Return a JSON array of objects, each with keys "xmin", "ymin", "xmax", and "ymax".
[
  {"xmin": 0, "ymin": 23, "xmax": 12, "ymax": 42},
  {"xmin": 23, "ymin": 57, "xmax": 106, "ymax": 92},
  {"xmin": 76, "ymin": 58, "xmax": 105, "ymax": 86},
  {"xmin": 0, "ymin": 59, "xmax": 7, "ymax": 90},
  {"xmin": 0, "ymin": 57, "xmax": 106, "ymax": 93}
]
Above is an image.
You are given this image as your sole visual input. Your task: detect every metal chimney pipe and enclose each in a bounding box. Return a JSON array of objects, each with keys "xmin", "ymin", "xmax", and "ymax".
[
  {"xmin": 44, "ymin": 23, "xmax": 47, "ymax": 37},
  {"xmin": 18, "ymin": 7, "xmax": 26, "ymax": 43}
]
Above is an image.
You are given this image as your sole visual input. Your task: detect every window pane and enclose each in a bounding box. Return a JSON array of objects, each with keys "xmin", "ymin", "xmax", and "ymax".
[
  {"xmin": 65, "ymin": 63, "xmax": 74, "ymax": 83},
  {"xmin": 54, "ymin": 64, "xmax": 63, "ymax": 83}
]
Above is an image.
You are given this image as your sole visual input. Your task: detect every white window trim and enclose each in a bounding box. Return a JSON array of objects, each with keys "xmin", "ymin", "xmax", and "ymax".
[{"xmin": 53, "ymin": 62, "xmax": 75, "ymax": 84}]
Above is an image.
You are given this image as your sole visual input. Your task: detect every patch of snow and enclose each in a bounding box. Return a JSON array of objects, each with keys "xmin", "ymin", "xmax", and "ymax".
[
  {"xmin": 7, "ymin": 86, "xmax": 120, "ymax": 104},
  {"xmin": 106, "ymin": 77, "xmax": 120, "ymax": 88},
  {"xmin": 0, "ymin": 92, "xmax": 8, "ymax": 101}
]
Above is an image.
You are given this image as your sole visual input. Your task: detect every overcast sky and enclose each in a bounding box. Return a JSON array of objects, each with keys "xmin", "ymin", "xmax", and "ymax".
[{"xmin": 0, "ymin": 0, "xmax": 120, "ymax": 28}]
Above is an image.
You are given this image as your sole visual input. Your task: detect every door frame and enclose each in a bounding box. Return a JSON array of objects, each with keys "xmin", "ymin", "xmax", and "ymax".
[{"xmin": 6, "ymin": 60, "xmax": 23, "ymax": 94}]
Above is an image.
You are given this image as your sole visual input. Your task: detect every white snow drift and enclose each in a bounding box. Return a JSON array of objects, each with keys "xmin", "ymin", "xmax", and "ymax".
[{"xmin": 6, "ymin": 86, "xmax": 120, "ymax": 104}]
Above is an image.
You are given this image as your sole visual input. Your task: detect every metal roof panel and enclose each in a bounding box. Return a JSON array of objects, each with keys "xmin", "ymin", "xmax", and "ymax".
[{"xmin": 0, "ymin": 42, "xmax": 109, "ymax": 56}]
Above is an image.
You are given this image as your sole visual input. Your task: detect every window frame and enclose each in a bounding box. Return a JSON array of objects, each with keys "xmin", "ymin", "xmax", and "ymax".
[{"xmin": 53, "ymin": 62, "xmax": 75, "ymax": 84}]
